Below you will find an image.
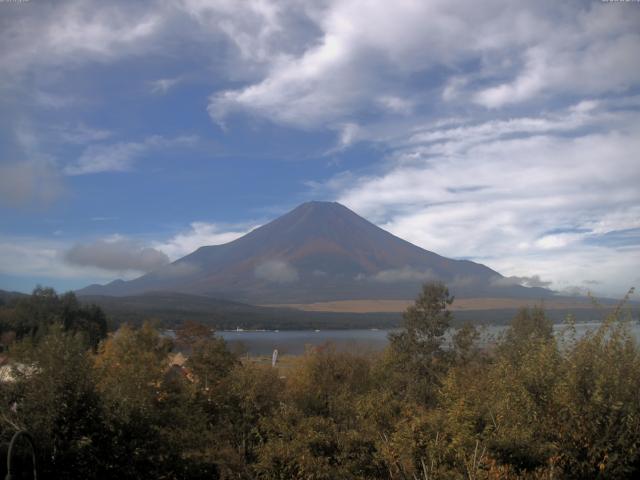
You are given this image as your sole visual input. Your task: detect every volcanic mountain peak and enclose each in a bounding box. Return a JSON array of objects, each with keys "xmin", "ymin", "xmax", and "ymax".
[
  {"xmin": 77, "ymin": 201, "xmax": 552, "ymax": 303},
  {"xmin": 235, "ymin": 201, "xmax": 384, "ymax": 247}
]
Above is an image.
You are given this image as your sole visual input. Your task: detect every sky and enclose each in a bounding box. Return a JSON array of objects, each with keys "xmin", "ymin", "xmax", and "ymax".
[{"xmin": 1, "ymin": 0, "xmax": 639, "ymax": 298}]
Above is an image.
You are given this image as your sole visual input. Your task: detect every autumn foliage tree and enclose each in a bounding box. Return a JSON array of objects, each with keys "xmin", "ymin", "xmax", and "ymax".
[
  {"xmin": 1, "ymin": 284, "xmax": 639, "ymax": 479},
  {"xmin": 387, "ymin": 281, "xmax": 454, "ymax": 405}
]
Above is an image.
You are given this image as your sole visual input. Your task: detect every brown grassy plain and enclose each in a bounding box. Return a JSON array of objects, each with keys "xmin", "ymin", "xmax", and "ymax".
[{"xmin": 263, "ymin": 297, "xmax": 597, "ymax": 313}]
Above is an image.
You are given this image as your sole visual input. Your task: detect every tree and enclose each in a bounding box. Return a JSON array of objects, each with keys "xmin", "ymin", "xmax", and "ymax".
[
  {"xmin": 92, "ymin": 322, "xmax": 189, "ymax": 479},
  {"xmin": 0, "ymin": 325, "xmax": 103, "ymax": 479},
  {"xmin": 187, "ymin": 335, "xmax": 238, "ymax": 392},
  {"xmin": 494, "ymin": 306, "xmax": 554, "ymax": 367},
  {"xmin": 387, "ymin": 281, "xmax": 454, "ymax": 405},
  {"xmin": 0, "ymin": 287, "xmax": 107, "ymax": 348},
  {"xmin": 550, "ymin": 301, "xmax": 640, "ymax": 478},
  {"xmin": 175, "ymin": 320, "xmax": 214, "ymax": 350},
  {"xmin": 452, "ymin": 322, "xmax": 480, "ymax": 365}
]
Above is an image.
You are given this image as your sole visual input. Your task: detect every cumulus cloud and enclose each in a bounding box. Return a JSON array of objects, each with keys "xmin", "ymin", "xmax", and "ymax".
[
  {"xmin": 0, "ymin": 235, "xmax": 138, "ymax": 284},
  {"xmin": 3, "ymin": 1, "xmax": 639, "ymax": 124},
  {"xmin": 208, "ymin": 1, "xmax": 640, "ymax": 127},
  {"xmin": 254, "ymin": 260, "xmax": 298, "ymax": 283},
  {"xmin": 64, "ymin": 238, "xmax": 170, "ymax": 272},
  {"xmin": 0, "ymin": 221, "xmax": 255, "ymax": 289},
  {"xmin": 0, "ymin": 0, "xmax": 316, "ymax": 94}
]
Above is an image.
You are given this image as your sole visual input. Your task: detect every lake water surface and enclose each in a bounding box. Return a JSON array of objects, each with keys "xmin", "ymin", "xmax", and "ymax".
[{"xmin": 217, "ymin": 321, "xmax": 640, "ymax": 356}]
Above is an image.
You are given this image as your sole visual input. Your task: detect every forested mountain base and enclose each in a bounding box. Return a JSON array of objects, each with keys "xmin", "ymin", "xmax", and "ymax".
[{"xmin": 1, "ymin": 284, "xmax": 639, "ymax": 479}]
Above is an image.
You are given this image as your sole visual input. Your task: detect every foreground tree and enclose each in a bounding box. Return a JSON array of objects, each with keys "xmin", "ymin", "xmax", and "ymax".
[
  {"xmin": 0, "ymin": 325, "xmax": 103, "ymax": 479},
  {"xmin": 93, "ymin": 322, "xmax": 216, "ymax": 479},
  {"xmin": 255, "ymin": 348, "xmax": 385, "ymax": 480},
  {"xmin": 386, "ymin": 281, "xmax": 454, "ymax": 405},
  {"xmin": 550, "ymin": 298, "xmax": 640, "ymax": 478},
  {"xmin": 1, "ymin": 283, "xmax": 638, "ymax": 479}
]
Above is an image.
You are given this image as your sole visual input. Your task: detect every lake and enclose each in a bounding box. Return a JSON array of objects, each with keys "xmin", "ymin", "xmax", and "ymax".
[{"xmin": 217, "ymin": 321, "xmax": 640, "ymax": 356}]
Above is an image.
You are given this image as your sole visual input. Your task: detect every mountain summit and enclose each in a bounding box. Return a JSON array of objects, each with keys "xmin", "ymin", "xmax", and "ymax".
[{"xmin": 78, "ymin": 201, "xmax": 550, "ymax": 303}]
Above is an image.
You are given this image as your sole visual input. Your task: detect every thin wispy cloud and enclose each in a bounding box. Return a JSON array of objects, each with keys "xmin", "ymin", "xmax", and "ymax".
[
  {"xmin": 64, "ymin": 135, "xmax": 198, "ymax": 175},
  {"xmin": 149, "ymin": 77, "xmax": 182, "ymax": 95},
  {"xmin": 0, "ymin": 1, "xmax": 163, "ymax": 82},
  {"xmin": 329, "ymin": 105, "xmax": 640, "ymax": 296},
  {"xmin": 56, "ymin": 124, "xmax": 113, "ymax": 145}
]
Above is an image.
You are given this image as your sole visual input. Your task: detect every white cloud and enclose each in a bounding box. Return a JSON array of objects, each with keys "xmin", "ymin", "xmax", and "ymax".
[
  {"xmin": 474, "ymin": 26, "xmax": 640, "ymax": 108},
  {"xmin": 64, "ymin": 237, "xmax": 170, "ymax": 272},
  {"xmin": 155, "ymin": 222, "xmax": 257, "ymax": 260},
  {"xmin": 3, "ymin": 1, "xmax": 638, "ymax": 123},
  {"xmin": 64, "ymin": 135, "xmax": 198, "ymax": 175},
  {"xmin": 473, "ymin": 46, "xmax": 549, "ymax": 109},
  {"xmin": 322, "ymin": 104, "xmax": 640, "ymax": 297},
  {"xmin": 535, "ymin": 234, "xmax": 583, "ymax": 250},
  {"xmin": 367, "ymin": 267, "xmax": 437, "ymax": 283},
  {"xmin": 1, "ymin": 0, "xmax": 639, "ymax": 300},
  {"xmin": 491, "ymin": 275, "xmax": 552, "ymax": 289},
  {"xmin": 150, "ymin": 77, "xmax": 182, "ymax": 95},
  {"xmin": 0, "ymin": 1, "xmax": 164, "ymax": 80},
  {"xmin": 0, "ymin": 221, "xmax": 256, "ymax": 288},
  {"xmin": 208, "ymin": 1, "xmax": 640, "ymax": 127},
  {"xmin": 178, "ymin": 0, "xmax": 302, "ymax": 63},
  {"xmin": 376, "ymin": 95, "xmax": 414, "ymax": 115},
  {"xmin": 0, "ymin": 236, "xmax": 135, "ymax": 282},
  {"xmin": 254, "ymin": 260, "xmax": 298, "ymax": 283},
  {"xmin": 55, "ymin": 124, "xmax": 113, "ymax": 144},
  {"xmin": 65, "ymin": 142, "xmax": 146, "ymax": 175},
  {"xmin": 328, "ymin": 122, "xmax": 362, "ymax": 152},
  {"xmin": 488, "ymin": 245, "xmax": 640, "ymax": 299}
]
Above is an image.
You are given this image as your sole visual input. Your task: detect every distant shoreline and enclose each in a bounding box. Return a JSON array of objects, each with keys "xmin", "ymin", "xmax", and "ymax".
[{"xmin": 261, "ymin": 297, "xmax": 615, "ymax": 314}]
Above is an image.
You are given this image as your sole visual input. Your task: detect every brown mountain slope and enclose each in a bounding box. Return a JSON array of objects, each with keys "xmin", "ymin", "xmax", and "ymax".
[{"xmin": 78, "ymin": 201, "xmax": 553, "ymax": 303}]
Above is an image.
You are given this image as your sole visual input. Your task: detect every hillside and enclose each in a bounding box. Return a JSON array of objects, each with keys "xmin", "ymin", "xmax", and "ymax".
[{"xmin": 0, "ymin": 289, "xmax": 27, "ymax": 305}]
